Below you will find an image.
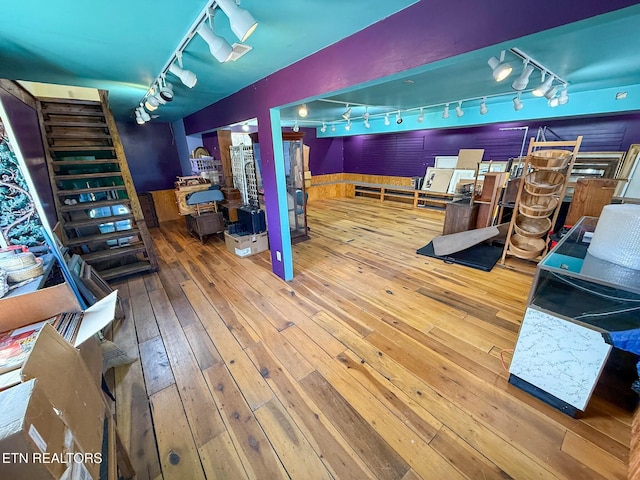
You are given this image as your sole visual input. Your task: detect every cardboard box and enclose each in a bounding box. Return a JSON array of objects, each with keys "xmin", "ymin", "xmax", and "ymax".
[
  {"xmin": 0, "ymin": 285, "xmax": 118, "ymax": 480},
  {"xmin": 224, "ymin": 231, "xmax": 269, "ymax": 257},
  {"xmin": 0, "ymin": 379, "xmax": 69, "ymax": 479}
]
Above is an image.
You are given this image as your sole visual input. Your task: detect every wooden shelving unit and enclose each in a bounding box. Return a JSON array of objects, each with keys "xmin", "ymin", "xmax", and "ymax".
[
  {"xmin": 500, "ymin": 136, "xmax": 583, "ymax": 265},
  {"xmin": 353, "ymin": 182, "xmax": 452, "ymax": 209}
]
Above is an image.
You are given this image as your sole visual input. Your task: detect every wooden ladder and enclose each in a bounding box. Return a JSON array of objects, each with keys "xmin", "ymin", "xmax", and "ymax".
[{"xmin": 36, "ymin": 91, "xmax": 158, "ymax": 281}]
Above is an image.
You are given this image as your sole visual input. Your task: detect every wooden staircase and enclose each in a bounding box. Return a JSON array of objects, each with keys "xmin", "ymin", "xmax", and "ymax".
[{"xmin": 36, "ymin": 91, "xmax": 158, "ymax": 281}]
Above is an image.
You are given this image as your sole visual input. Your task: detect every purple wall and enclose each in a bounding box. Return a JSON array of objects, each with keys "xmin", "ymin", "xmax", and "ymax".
[
  {"xmin": 298, "ymin": 127, "xmax": 343, "ymax": 175},
  {"xmin": 202, "ymin": 132, "xmax": 220, "ymax": 161},
  {"xmin": 0, "ymin": 89, "xmax": 57, "ymax": 228},
  {"xmin": 116, "ymin": 121, "xmax": 182, "ymax": 192},
  {"xmin": 342, "ymin": 112, "xmax": 640, "ymax": 177}
]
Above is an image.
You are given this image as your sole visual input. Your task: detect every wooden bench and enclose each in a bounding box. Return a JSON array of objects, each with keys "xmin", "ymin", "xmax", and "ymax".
[{"xmin": 352, "ymin": 182, "xmax": 452, "ymax": 209}]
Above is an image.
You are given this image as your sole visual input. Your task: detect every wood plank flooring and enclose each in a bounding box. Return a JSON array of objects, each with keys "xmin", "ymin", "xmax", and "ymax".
[{"xmin": 109, "ymin": 197, "xmax": 631, "ymax": 480}]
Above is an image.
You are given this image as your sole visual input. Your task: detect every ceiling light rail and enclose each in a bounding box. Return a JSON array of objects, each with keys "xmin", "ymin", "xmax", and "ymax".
[{"xmin": 134, "ymin": 0, "xmax": 258, "ymax": 124}]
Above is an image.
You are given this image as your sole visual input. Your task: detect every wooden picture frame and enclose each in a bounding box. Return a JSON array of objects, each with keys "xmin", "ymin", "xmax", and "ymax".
[
  {"xmin": 447, "ymin": 169, "xmax": 476, "ymax": 194},
  {"xmin": 421, "ymin": 167, "xmax": 454, "ymax": 193},
  {"xmin": 615, "ymin": 144, "xmax": 640, "ymax": 196}
]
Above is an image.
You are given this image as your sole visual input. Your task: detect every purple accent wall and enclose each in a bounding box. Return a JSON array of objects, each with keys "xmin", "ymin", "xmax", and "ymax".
[
  {"xmin": 342, "ymin": 112, "xmax": 640, "ymax": 177},
  {"xmin": 202, "ymin": 132, "xmax": 220, "ymax": 161},
  {"xmin": 298, "ymin": 127, "xmax": 343, "ymax": 175},
  {"xmin": 116, "ymin": 121, "xmax": 182, "ymax": 192},
  {"xmin": 0, "ymin": 90, "xmax": 56, "ymax": 228}
]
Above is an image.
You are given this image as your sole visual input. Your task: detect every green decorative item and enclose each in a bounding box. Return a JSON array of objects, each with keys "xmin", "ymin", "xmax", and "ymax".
[{"xmin": 0, "ymin": 119, "xmax": 45, "ymax": 247}]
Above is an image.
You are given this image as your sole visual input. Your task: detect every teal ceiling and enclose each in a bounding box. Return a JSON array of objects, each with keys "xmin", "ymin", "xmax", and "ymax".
[
  {"xmin": 0, "ymin": 1, "xmax": 417, "ymax": 120},
  {"xmin": 1, "ymin": 1, "xmax": 639, "ymax": 132},
  {"xmin": 278, "ymin": 5, "xmax": 640, "ymax": 134}
]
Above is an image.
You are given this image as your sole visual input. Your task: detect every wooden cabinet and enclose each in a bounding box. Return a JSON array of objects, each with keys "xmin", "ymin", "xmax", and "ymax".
[
  {"xmin": 443, "ymin": 201, "xmax": 478, "ymax": 235},
  {"xmin": 185, "ymin": 212, "xmax": 224, "ymax": 243}
]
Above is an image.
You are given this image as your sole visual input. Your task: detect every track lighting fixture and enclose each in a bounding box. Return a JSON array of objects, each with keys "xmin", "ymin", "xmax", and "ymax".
[
  {"xmin": 417, "ymin": 108, "xmax": 424, "ymax": 123},
  {"xmin": 363, "ymin": 107, "xmax": 370, "ymax": 122},
  {"xmin": 138, "ymin": 105, "xmax": 151, "ymax": 122},
  {"xmin": 532, "ymin": 73, "xmax": 554, "ymax": 97},
  {"xmin": 442, "ymin": 104, "xmax": 449, "ymax": 119},
  {"xmin": 293, "ymin": 121, "xmax": 299, "ymax": 132},
  {"xmin": 558, "ymin": 87, "xmax": 569, "ymax": 105},
  {"xmin": 298, "ymin": 104, "xmax": 308, "ymax": 118},
  {"xmin": 168, "ymin": 60, "xmax": 197, "ymax": 88},
  {"xmin": 135, "ymin": 110, "xmax": 145, "ymax": 125},
  {"xmin": 331, "ymin": 124, "xmax": 336, "ymax": 132},
  {"xmin": 159, "ymin": 78, "xmax": 174, "ymax": 102},
  {"xmin": 455, "ymin": 101, "xmax": 464, "ymax": 118},
  {"xmin": 384, "ymin": 113, "xmax": 390, "ymax": 126},
  {"xmin": 215, "ymin": 0, "xmax": 258, "ymax": 42},
  {"xmin": 479, "ymin": 99, "xmax": 488, "ymax": 115},
  {"xmin": 345, "ymin": 120, "xmax": 351, "ymax": 131},
  {"xmin": 342, "ymin": 104, "xmax": 352, "ymax": 121},
  {"xmin": 144, "ymin": 95, "xmax": 160, "ymax": 112},
  {"xmin": 197, "ymin": 22, "xmax": 233, "ymax": 63},
  {"xmin": 488, "ymin": 50, "xmax": 512, "ymax": 82},
  {"xmin": 512, "ymin": 62, "xmax": 534, "ymax": 91},
  {"xmin": 320, "ymin": 123, "xmax": 327, "ymax": 133},
  {"xmin": 513, "ymin": 93, "xmax": 524, "ymax": 111},
  {"xmin": 396, "ymin": 111, "xmax": 403, "ymax": 124},
  {"xmin": 364, "ymin": 119, "xmax": 371, "ymax": 129}
]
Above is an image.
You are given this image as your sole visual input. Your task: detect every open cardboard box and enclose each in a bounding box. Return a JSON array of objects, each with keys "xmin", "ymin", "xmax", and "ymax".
[{"xmin": 0, "ymin": 282, "xmax": 118, "ymax": 479}]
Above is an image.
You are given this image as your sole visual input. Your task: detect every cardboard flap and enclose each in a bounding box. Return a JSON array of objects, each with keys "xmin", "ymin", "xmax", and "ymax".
[
  {"xmin": 456, "ymin": 149, "xmax": 485, "ymax": 169},
  {"xmin": 74, "ymin": 290, "xmax": 118, "ymax": 347}
]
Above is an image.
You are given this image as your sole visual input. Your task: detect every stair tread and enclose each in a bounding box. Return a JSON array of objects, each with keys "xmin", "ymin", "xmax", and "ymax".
[
  {"xmin": 98, "ymin": 261, "xmax": 153, "ymax": 281},
  {"xmin": 60, "ymin": 198, "xmax": 131, "ymax": 212},
  {"xmin": 54, "ymin": 172, "xmax": 123, "ymax": 181},
  {"xmin": 44, "ymin": 120, "xmax": 108, "ymax": 128},
  {"xmin": 48, "ymin": 132, "xmax": 111, "ymax": 139},
  {"xmin": 50, "ymin": 145, "xmax": 115, "ymax": 151},
  {"xmin": 39, "ymin": 98, "xmax": 102, "ymax": 106},
  {"xmin": 57, "ymin": 186, "xmax": 127, "ymax": 196},
  {"xmin": 66, "ymin": 228, "xmax": 139, "ymax": 246},
  {"xmin": 82, "ymin": 244, "xmax": 147, "ymax": 263},
  {"xmin": 64, "ymin": 213, "xmax": 134, "ymax": 229},
  {"xmin": 53, "ymin": 159, "xmax": 120, "ymax": 166}
]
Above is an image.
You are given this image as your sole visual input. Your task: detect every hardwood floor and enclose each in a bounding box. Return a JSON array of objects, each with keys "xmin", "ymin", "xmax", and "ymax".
[{"xmin": 108, "ymin": 197, "xmax": 631, "ymax": 480}]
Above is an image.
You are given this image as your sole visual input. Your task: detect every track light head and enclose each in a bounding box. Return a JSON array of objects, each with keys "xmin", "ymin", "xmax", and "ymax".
[
  {"xmin": 345, "ymin": 120, "xmax": 351, "ymax": 131},
  {"xmin": 512, "ymin": 64, "xmax": 534, "ymax": 91},
  {"xmin": 455, "ymin": 101, "xmax": 464, "ymax": 118},
  {"xmin": 532, "ymin": 74, "xmax": 554, "ymax": 97},
  {"xmin": 513, "ymin": 94, "xmax": 524, "ymax": 111},
  {"xmin": 364, "ymin": 119, "xmax": 371, "ymax": 129},
  {"xmin": 442, "ymin": 103, "xmax": 450, "ymax": 119},
  {"xmin": 144, "ymin": 95, "xmax": 160, "ymax": 111},
  {"xmin": 479, "ymin": 99, "xmax": 488, "ymax": 115},
  {"xmin": 544, "ymin": 86, "xmax": 558, "ymax": 101},
  {"xmin": 298, "ymin": 104, "xmax": 308, "ymax": 118},
  {"xmin": 331, "ymin": 124, "xmax": 336, "ymax": 132},
  {"xmin": 320, "ymin": 123, "xmax": 327, "ymax": 133},
  {"xmin": 159, "ymin": 81, "xmax": 174, "ymax": 102},
  {"xmin": 488, "ymin": 51, "xmax": 512, "ymax": 82},
  {"xmin": 342, "ymin": 105, "xmax": 351, "ymax": 121},
  {"xmin": 417, "ymin": 108, "xmax": 424, "ymax": 123},
  {"xmin": 293, "ymin": 121, "xmax": 299, "ymax": 132},
  {"xmin": 396, "ymin": 111, "xmax": 403, "ymax": 124},
  {"xmin": 558, "ymin": 87, "xmax": 569, "ymax": 105},
  {"xmin": 363, "ymin": 107, "xmax": 370, "ymax": 121},
  {"xmin": 384, "ymin": 113, "xmax": 390, "ymax": 126},
  {"xmin": 197, "ymin": 24, "xmax": 233, "ymax": 63},
  {"xmin": 138, "ymin": 105, "xmax": 151, "ymax": 122},
  {"xmin": 216, "ymin": 0, "xmax": 258, "ymax": 42},
  {"xmin": 168, "ymin": 62, "xmax": 197, "ymax": 88}
]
